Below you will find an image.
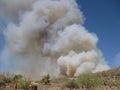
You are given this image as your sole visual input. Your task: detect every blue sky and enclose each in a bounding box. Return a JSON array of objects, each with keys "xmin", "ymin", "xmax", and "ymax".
[
  {"xmin": 76, "ymin": 0, "xmax": 120, "ymax": 68},
  {"xmin": 0, "ymin": 0, "xmax": 120, "ymax": 71}
]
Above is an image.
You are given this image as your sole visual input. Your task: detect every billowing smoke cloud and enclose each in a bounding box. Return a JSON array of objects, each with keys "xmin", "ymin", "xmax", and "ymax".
[
  {"xmin": 0, "ymin": 0, "xmax": 110, "ymax": 79},
  {"xmin": 0, "ymin": 0, "xmax": 36, "ymax": 22}
]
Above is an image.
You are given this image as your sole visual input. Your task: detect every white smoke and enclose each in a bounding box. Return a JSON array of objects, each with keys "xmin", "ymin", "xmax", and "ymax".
[{"xmin": 0, "ymin": 0, "xmax": 110, "ymax": 79}]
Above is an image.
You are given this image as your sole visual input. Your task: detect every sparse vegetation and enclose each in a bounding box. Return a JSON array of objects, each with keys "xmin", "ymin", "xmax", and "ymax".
[
  {"xmin": 1, "ymin": 67, "xmax": 120, "ymax": 90},
  {"xmin": 3, "ymin": 72, "xmax": 14, "ymax": 83},
  {"xmin": 1, "ymin": 72, "xmax": 24, "ymax": 85}
]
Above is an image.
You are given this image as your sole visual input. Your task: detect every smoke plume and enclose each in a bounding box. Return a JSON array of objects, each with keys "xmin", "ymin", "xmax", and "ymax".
[
  {"xmin": 0, "ymin": 0, "xmax": 110, "ymax": 79},
  {"xmin": 114, "ymin": 53, "xmax": 120, "ymax": 67}
]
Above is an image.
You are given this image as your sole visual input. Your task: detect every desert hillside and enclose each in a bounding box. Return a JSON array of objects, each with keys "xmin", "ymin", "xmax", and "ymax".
[{"xmin": 0, "ymin": 67, "xmax": 120, "ymax": 90}]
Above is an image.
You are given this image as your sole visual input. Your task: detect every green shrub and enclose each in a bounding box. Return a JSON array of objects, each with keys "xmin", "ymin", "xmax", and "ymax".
[
  {"xmin": 65, "ymin": 80, "xmax": 79, "ymax": 89},
  {"xmin": 16, "ymin": 78, "xmax": 32, "ymax": 89},
  {"xmin": 77, "ymin": 73, "xmax": 103, "ymax": 88}
]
